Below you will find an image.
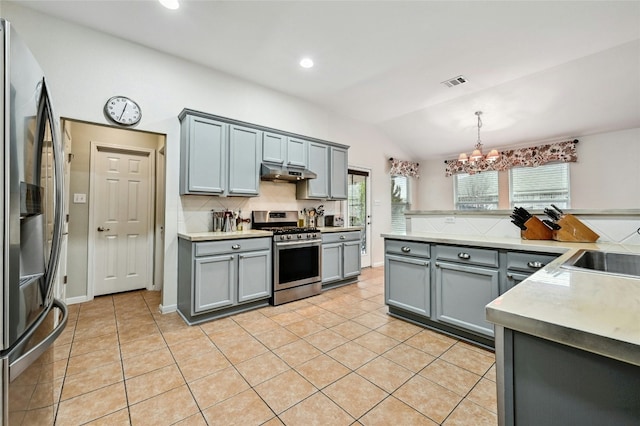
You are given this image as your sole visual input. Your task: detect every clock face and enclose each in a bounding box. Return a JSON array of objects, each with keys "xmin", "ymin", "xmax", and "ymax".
[{"xmin": 104, "ymin": 96, "xmax": 141, "ymax": 126}]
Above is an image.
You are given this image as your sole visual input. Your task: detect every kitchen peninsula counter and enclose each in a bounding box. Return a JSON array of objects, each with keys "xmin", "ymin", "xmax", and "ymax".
[{"xmin": 382, "ymin": 231, "xmax": 640, "ymax": 364}]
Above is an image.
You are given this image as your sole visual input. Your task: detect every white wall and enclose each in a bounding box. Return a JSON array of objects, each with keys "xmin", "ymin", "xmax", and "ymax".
[
  {"xmin": 415, "ymin": 127, "xmax": 640, "ymax": 210},
  {"xmin": 2, "ymin": 3, "xmax": 412, "ymax": 309}
]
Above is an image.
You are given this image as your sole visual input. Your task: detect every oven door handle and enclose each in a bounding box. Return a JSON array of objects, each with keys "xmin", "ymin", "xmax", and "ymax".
[{"xmin": 275, "ymin": 240, "xmax": 321, "ymax": 248}]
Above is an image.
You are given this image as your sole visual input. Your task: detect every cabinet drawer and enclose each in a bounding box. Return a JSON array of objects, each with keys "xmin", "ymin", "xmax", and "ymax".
[
  {"xmin": 195, "ymin": 238, "xmax": 271, "ymax": 257},
  {"xmin": 386, "ymin": 240, "xmax": 430, "ymax": 258},
  {"xmin": 322, "ymin": 231, "xmax": 360, "ymax": 244},
  {"xmin": 436, "ymin": 245, "xmax": 498, "ymax": 268},
  {"xmin": 506, "ymin": 251, "xmax": 558, "ymax": 273}
]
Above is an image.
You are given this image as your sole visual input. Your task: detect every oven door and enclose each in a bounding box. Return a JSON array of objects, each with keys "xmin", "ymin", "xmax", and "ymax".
[{"xmin": 274, "ymin": 240, "xmax": 321, "ymax": 290}]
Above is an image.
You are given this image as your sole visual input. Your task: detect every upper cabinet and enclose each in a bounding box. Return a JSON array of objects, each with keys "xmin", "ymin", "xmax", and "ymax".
[
  {"xmin": 286, "ymin": 137, "xmax": 308, "ymax": 169},
  {"xmin": 262, "ymin": 132, "xmax": 286, "ymax": 165},
  {"xmin": 180, "ymin": 113, "xmax": 260, "ymax": 196},
  {"xmin": 180, "ymin": 114, "xmax": 226, "ymax": 195},
  {"xmin": 297, "ymin": 144, "xmax": 348, "ymax": 200},
  {"xmin": 179, "ymin": 109, "xmax": 348, "ymax": 198}
]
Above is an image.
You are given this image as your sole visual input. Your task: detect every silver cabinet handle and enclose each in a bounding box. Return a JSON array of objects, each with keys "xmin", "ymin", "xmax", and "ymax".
[
  {"xmin": 527, "ymin": 261, "xmax": 544, "ymax": 269},
  {"xmin": 340, "ymin": 235, "xmax": 346, "ymax": 240},
  {"xmin": 97, "ymin": 226, "xmax": 110, "ymax": 232},
  {"xmin": 435, "ymin": 262, "xmax": 440, "ymax": 267},
  {"xmin": 458, "ymin": 252, "xmax": 471, "ymax": 259},
  {"xmin": 231, "ymin": 244, "xmax": 241, "ymax": 250},
  {"xmin": 507, "ymin": 274, "xmax": 514, "ymax": 279},
  {"xmin": 401, "ymin": 246, "xmax": 411, "ymax": 253}
]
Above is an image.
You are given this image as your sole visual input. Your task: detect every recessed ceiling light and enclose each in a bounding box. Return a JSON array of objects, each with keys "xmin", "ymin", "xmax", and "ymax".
[
  {"xmin": 159, "ymin": 0, "xmax": 180, "ymax": 10},
  {"xmin": 299, "ymin": 58, "xmax": 314, "ymax": 69}
]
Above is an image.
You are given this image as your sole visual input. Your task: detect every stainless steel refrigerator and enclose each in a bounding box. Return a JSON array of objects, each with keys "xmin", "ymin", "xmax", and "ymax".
[{"xmin": 0, "ymin": 19, "xmax": 68, "ymax": 425}]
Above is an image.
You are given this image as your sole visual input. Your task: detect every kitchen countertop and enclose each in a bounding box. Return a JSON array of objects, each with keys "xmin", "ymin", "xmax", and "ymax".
[
  {"xmin": 382, "ymin": 232, "xmax": 640, "ymax": 366},
  {"xmin": 178, "ymin": 230, "xmax": 273, "ymax": 241},
  {"xmin": 179, "ymin": 226, "xmax": 363, "ymax": 241}
]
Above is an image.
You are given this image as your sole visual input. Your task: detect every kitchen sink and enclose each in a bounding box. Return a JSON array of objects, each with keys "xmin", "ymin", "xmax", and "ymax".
[{"xmin": 561, "ymin": 249, "xmax": 640, "ymax": 278}]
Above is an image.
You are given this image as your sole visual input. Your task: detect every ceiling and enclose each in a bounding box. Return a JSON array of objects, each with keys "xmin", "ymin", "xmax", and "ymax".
[{"xmin": 12, "ymin": 0, "xmax": 640, "ymax": 159}]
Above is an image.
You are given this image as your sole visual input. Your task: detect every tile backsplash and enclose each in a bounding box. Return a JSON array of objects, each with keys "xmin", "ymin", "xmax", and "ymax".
[
  {"xmin": 406, "ymin": 213, "xmax": 640, "ymax": 246},
  {"xmin": 179, "ymin": 181, "xmax": 343, "ymax": 233}
]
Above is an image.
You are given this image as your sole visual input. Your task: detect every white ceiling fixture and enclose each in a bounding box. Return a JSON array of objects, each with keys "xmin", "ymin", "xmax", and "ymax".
[
  {"xmin": 458, "ymin": 111, "xmax": 499, "ymax": 164},
  {"xmin": 442, "ymin": 75, "xmax": 467, "ymax": 88},
  {"xmin": 299, "ymin": 57, "xmax": 314, "ymax": 69},
  {"xmin": 158, "ymin": 0, "xmax": 179, "ymax": 10}
]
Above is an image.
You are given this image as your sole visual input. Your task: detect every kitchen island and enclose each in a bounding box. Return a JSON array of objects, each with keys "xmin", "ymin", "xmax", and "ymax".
[{"xmin": 382, "ymin": 231, "xmax": 640, "ymax": 425}]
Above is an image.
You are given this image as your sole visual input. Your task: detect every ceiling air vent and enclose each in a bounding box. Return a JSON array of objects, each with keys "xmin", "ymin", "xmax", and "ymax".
[{"xmin": 441, "ymin": 75, "xmax": 467, "ymax": 88}]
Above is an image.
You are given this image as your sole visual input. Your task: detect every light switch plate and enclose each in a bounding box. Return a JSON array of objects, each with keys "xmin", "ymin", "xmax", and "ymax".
[{"xmin": 73, "ymin": 193, "xmax": 87, "ymax": 203}]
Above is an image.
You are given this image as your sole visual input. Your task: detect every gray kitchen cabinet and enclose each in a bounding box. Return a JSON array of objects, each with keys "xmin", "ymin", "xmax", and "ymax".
[
  {"xmin": 194, "ymin": 254, "xmax": 234, "ymax": 312},
  {"xmin": 304, "ymin": 142, "xmax": 330, "ymax": 198},
  {"xmin": 178, "ymin": 237, "xmax": 271, "ymax": 324},
  {"xmin": 503, "ymin": 251, "xmax": 559, "ymax": 293},
  {"xmin": 322, "ymin": 231, "xmax": 361, "ymax": 286},
  {"xmin": 297, "ymin": 143, "xmax": 348, "ymax": 200},
  {"xmin": 228, "ymin": 124, "xmax": 261, "ymax": 196},
  {"xmin": 329, "ymin": 146, "xmax": 348, "ymax": 200},
  {"xmin": 180, "ymin": 114, "xmax": 226, "ymax": 195},
  {"xmin": 434, "ymin": 261, "xmax": 499, "ymax": 337},
  {"xmin": 262, "ymin": 132, "xmax": 286, "ymax": 164},
  {"xmin": 180, "ymin": 113, "xmax": 261, "ymax": 197},
  {"xmin": 286, "ymin": 137, "xmax": 308, "ymax": 168},
  {"xmin": 385, "ymin": 240, "xmax": 431, "ymax": 317}
]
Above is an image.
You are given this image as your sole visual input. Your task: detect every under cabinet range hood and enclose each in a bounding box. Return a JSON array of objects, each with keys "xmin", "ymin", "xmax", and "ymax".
[{"xmin": 260, "ymin": 163, "xmax": 317, "ymax": 182}]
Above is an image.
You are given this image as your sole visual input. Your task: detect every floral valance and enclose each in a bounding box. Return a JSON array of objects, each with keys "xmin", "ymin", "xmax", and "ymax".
[
  {"xmin": 445, "ymin": 139, "xmax": 578, "ymax": 176},
  {"xmin": 390, "ymin": 158, "xmax": 420, "ymax": 178}
]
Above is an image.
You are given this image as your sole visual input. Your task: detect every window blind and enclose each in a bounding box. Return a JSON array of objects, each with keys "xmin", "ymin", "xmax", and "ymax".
[
  {"xmin": 454, "ymin": 171, "xmax": 499, "ymax": 210},
  {"xmin": 510, "ymin": 163, "xmax": 570, "ymax": 209}
]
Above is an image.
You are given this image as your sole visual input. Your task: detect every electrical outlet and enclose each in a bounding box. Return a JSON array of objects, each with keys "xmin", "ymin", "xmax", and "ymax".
[{"xmin": 445, "ymin": 216, "xmax": 455, "ymax": 224}]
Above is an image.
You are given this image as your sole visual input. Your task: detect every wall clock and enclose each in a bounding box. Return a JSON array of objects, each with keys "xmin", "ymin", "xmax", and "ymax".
[{"xmin": 104, "ymin": 96, "xmax": 142, "ymax": 126}]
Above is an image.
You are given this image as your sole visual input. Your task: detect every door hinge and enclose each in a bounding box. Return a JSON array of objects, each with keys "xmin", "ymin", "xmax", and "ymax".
[
  {"xmin": 68, "ymin": 153, "xmax": 74, "ymax": 162},
  {"xmin": 63, "ymin": 275, "xmax": 68, "ymax": 284},
  {"xmin": 66, "ymin": 214, "xmax": 69, "ymax": 223}
]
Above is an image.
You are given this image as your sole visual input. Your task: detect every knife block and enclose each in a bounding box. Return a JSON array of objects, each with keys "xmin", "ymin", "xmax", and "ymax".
[
  {"xmin": 520, "ymin": 216, "xmax": 553, "ymax": 240},
  {"xmin": 552, "ymin": 214, "xmax": 599, "ymax": 242}
]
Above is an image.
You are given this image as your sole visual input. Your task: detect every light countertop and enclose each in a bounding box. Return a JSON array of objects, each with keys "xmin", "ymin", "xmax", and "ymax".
[
  {"xmin": 178, "ymin": 230, "xmax": 273, "ymax": 241},
  {"xmin": 382, "ymin": 232, "xmax": 640, "ymax": 366},
  {"xmin": 317, "ymin": 226, "xmax": 363, "ymax": 233}
]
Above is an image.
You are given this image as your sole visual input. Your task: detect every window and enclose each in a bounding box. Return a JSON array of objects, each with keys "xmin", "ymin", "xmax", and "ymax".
[
  {"xmin": 510, "ymin": 162, "xmax": 570, "ymax": 209},
  {"xmin": 454, "ymin": 171, "xmax": 499, "ymax": 210},
  {"xmin": 391, "ymin": 175, "xmax": 410, "ymax": 233}
]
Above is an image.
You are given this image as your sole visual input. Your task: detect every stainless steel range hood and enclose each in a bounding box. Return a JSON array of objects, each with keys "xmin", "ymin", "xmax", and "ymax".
[{"xmin": 260, "ymin": 163, "xmax": 317, "ymax": 182}]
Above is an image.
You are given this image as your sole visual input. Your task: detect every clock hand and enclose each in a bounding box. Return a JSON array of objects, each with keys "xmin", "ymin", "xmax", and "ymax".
[{"xmin": 119, "ymin": 103, "xmax": 128, "ymax": 121}]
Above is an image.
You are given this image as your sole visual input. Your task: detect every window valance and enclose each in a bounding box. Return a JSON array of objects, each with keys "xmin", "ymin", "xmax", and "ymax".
[
  {"xmin": 390, "ymin": 158, "xmax": 420, "ymax": 178},
  {"xmin": 445, "ymin": 139, "xmax": 578, "ymax": 177}
]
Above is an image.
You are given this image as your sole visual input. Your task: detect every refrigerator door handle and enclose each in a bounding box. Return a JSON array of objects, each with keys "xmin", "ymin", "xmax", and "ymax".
[{"xmin": 9, "ymin": 299, "xmax": 68, "ymax": 381}]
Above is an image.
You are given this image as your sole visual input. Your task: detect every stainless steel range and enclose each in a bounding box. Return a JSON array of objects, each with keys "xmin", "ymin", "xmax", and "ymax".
[{"xmin": 252, "ymin": 211, "xmax": 322, "ymax": 305}]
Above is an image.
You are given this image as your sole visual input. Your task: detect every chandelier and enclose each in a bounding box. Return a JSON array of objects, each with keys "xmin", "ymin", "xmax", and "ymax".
[{"xmin": 458, "ymin": 111, "xmax": 499, "ymax": 163}]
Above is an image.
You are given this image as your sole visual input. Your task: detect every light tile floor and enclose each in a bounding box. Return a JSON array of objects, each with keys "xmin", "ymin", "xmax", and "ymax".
[{"xmin": 51, "ymin": 266, "xmax": 497, "ymax": 425}]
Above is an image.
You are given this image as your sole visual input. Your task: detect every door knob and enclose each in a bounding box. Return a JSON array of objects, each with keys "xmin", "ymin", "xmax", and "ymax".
[{"xmin": 97, "ymin": 226, "xmax": 110, "ymax": 232}]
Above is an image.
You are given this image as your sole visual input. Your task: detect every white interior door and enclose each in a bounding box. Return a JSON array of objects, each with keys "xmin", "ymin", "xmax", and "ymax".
[{"xmin": 91, "ymin": 145, "xmax": 154, "ymax": 296}]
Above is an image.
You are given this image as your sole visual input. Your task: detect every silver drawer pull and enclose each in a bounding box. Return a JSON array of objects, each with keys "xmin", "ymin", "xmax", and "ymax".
[
  {"xmin": 507, "ymin": 274, "xmax": 514, "ymax": 279},
  {"xmin": 340, "ymin": 235, "xmax": 346, "ymax": 240},
  {"xmin": 435, "ymin": 262, "xmax": 440, "ymax": 267},
  {"xmin": 232, "ymin": 244, "xmax": 241, "ymax": 250},
  {"xmin": 401, "ymin": 246, "xmax": 411, "ymax": 253},
  {"xmin": 458, "ymin": 252, "xmax": 471, "ymax": 259},
  {"xmin": 527, "ymin": 261, "xmax": 544, "ymax": 269}
]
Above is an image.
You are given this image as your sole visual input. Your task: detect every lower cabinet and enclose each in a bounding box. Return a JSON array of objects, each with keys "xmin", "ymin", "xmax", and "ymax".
[
  {"xmin": 178, "ymin": 237, "xmax": 271, "ymax": 324},
  {"xmin": 321, "ymin": 231, "xmax": 361, "ymax": 286},
  {"xmin": 434, "ymin": 261, "xmax": 499, "ymax": 337},
  {"xmin": 385, "ymin": 254, "xmax": 430, "ymax": 317}
]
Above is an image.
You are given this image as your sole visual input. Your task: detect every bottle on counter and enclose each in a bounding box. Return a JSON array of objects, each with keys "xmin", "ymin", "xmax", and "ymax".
[{"xmin": 236, "ymin": 210, "xmax": 243, "ymax": 231}]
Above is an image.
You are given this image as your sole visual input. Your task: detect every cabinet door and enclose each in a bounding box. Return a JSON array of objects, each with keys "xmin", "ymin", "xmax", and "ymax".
[
  {"xmin": 343, "ymin": 240, "xmax": 361, "ymax": 279},
  {"xmin": 434, "ymin": 261, "xmax": 499, "ymax": 337},
  {"xmin": 194, "ymin": 254, "xmax": 235, "ymax": 312},
  {"xmin": 181, "ymin": 115, "xmax": 226, "ymax": 194},
  {"xmin": 238, "ymin": 249, "xmax": 271, "ymax": 303},
  {"xmin": 322, "ymin": 243, "xmax": 342, "ymax": 283},
  {"xmin": 385, "ymin": 254, "xmax": 430, "ymax": 317},
  {"xmin": 228, "ymin": 125, "xmax": 261, "ymax": 196},
  {"xmin": 330, "ymin": 147, "xmax": 348, "ymax": 200},
  {"xmin": 263, "ymin": 132, "xmax": 286, "ymax": 164},
  {"xmin": 286, "ymin": 137, "xmax": 308, "ymax": 168},
  {"xmin": 306, "ymin": 142, "xmax": 329, "ymax": 198}
]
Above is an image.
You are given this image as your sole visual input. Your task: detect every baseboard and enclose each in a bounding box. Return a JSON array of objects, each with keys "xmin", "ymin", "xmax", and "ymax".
[
  {"xmin": 65, "ymin": 295, "xmax": 91, "ymax": 305},
  {"xmin": 159, "ymin": 303, "xmax": 177, "ymax": 314},
  {"xmin": 372, "ymin": 260, "xmax": 385, "ymax": 268}
]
